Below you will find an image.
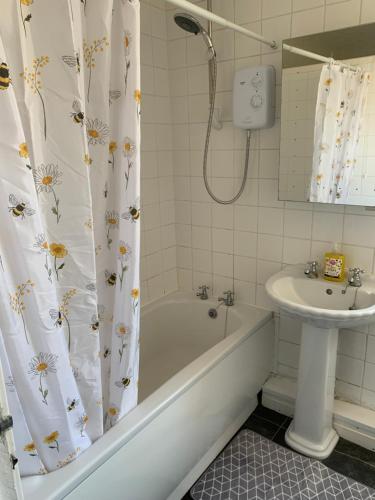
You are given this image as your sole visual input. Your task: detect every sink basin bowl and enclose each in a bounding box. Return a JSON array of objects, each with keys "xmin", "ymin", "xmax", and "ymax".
[
  {"xmin": 265, "ymin": 264, "xmax": 375, "ymax": 459},
  {"xmin": 266, "ymin": 264, "xmax": 375, "ymax": 329}
]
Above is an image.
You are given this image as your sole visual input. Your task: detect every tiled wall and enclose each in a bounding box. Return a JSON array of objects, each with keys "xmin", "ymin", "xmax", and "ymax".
[
  {"xmin": 159, "ymin": 0, "xmax": 375, "ymax": 412},
  {"xmin": 140, "ymin": 0, "xmax": 178, "ymax": 304}
]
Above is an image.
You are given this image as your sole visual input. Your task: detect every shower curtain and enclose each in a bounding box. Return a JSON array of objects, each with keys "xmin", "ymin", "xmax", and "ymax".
[
  {"xmin": 0, "ymin": 0, "xmax": 140, "ymax": 476},
  {"xmin": 309, "ymin": 62, "xmax": 370, "ymax": 203}
]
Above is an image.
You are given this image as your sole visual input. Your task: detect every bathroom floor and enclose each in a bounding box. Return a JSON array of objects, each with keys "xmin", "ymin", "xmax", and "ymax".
[{"xmin": 182, "ymin": 403, "xmax": 375, "ymax": 499}]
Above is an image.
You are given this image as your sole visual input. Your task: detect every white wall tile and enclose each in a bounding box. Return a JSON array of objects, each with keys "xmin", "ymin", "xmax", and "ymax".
[
  {"xmin": 338, "ymin": 330, "xmax": 367, "ymax": 360},
  {"xmin": 365, "ymin": 335, "xmax": 375, "ymax": 366},
  {"xmin": 234, "ymin": 256, "xmax": 257, "ymax": 283},
  {"xmin": 336, "ymin": 355, "xmax": 364, "ymax": 386},
  {"xmin": 234, "ymin": 231, "xmax": 258, "ymax": 258},
  {"xmin": 325, "ymin": 0, "xmax": 361, "ymax": 30},
  {"xmin": 257, "ymin": 259, "xmax": 282, "ymax": 285},
  {"xmin": 343, "ymin": 215, "xmax": 375, "ymax": 247},
  {"xmin": 259, "ymin": 149, "xmax": 279, "ymax": 179},
  {"xmin": 292, "ymin": 0, "xmax": 323, "ymax": 10},
  {"xmin": 235, "ymin": 280, "xmax": 256, "ymax": 304},
  {"xmin": 342, "ymin": 244, "xmax": 374, "ymax": 273},
  {"xmin": 283, "ymin": 237, "xmax": 311, "ymax": 265},
  {"xmin": 361, "ymin": 389, "xmax": 375, "ymax": 411},
  {"xmin": 177, "ymin": 246, "xmax": 192, "ymax": 269},
  {"xmin": 192, "ymin": 202, "xmax": 211, "ymax": 227},
  {"xmin": 284, "ymin": 209, "xmax": 312, "ymax": 239},
  {"xmin": 258, "ymin": 234, "xmax": 283, "ymax": 262},
  {"xmin": 213, "ymin": 274, "xmax": 233, "ymax": 297},
  {"xmin": 234, "ymin": 206, "xmax": 258, "ymax": 232},
  {"xmin": 335, "ymin": 381, "xmax": 362, "ymax": 405},
  {"xmin": 291, "ymin": 8, "xmax": 324, "ymax": 37},
  {"xmin": 312, "ymin": 212, "xmax": 344, "ymax": 242},
  {"xmin": 278, "ymin": 340, "xmax": 300, "ymax": 368},
  {"xmin": 258, "ymin": 207, "xmax": 284, "ymax": 235},
  {"xmin": 361, "ymin": 0, "xmax": 375, "ymax": 23},
  {"xmin": 213, "ymin": 252, "xmax": 234, "ymax": 277},
  {"xmin": 235, "ymin": 0, "xmax": 262, "ymax": 24},
  {"xmin": 212, "ymin": 228, "xmax": 234, "ymax": 254},
  {"xmin": 141, "ymin": 0, "xmax": 375, "ymax": 413},
  {"xmin": 151, "ymin": 6, "xmax": 167, "ymax": 39},
  {"xmin": 192, "ymin": 225, "xmax": 211, "ymax": 250},
  {"xmin": 279, "ymin": 313, "xmax": 301, "ymax": 344},
  {"xmin": 363, "ymin": 362, "xmax": 375, "ymax": 392},
  {"xmin": 235, "ymin": 22, "xmax": 262, "ymax": 59},
  {"xmin": 262, "ymin": 0, "xmax": 292, "ymax": 18}
]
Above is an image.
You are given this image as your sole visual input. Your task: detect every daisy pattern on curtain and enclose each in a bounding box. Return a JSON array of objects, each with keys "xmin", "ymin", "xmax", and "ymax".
[
  {"xmin": 0, "ymin": 0, "xmax": 140, "ymax": 476},
  {"xmin": 309, "ymin": 62, "xmax": 370, "ymax": 203}
]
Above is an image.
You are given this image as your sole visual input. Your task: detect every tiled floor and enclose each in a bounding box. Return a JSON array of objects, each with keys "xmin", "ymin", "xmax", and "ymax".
[{"xmin": 182, "ymin": 403, "xmax": 375, "ymax": 499}]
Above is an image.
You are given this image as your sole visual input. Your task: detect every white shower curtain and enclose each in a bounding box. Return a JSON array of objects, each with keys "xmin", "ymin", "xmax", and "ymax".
[
  {"xmin": 0, "ymin": 0, "xmax": 140, "ymax": 475},
  {"xmin": 309, "ymin": 62, "xmax": 370, "ymax": 203}
]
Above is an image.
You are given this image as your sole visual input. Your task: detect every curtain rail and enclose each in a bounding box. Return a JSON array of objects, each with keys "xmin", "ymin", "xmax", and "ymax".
[
  {"xmin": 283, "ymin": 43, "xmax": 358, "ymax": 71},
  {"xmin": 163, "ymin": 0, "xmax": 277, "ymax": 49}
]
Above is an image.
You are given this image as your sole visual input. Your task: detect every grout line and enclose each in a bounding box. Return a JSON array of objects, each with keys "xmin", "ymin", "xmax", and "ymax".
[
  {"xmin": 252, "ymin": 411, "xmax": 288, "ymax": 431},
  {"xmin": 280, "ymin": 416, "xmax": 291, "ymax": 428},
  {"xmin": 333, "ymin": 449, "xmax": 375, "ymax": 471},
  {"xmin": 271, "ymin": 418, "xmax": 288, "ymax": 441},
  {"xmin": 272, "ymin": 427, "xmax": 281, "ymax": 440}
]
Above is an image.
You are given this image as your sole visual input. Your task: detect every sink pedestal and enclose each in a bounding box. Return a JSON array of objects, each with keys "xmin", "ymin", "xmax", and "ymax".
[{"xmin": 285, "ymin": 323, "xmax": 339, "ymax": 459}]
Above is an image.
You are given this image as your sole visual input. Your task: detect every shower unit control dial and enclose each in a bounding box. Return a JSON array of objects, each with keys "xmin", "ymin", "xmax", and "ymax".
[{"xmin": 233, "ymin": 65, "xmax": 275, "ymax": 130}]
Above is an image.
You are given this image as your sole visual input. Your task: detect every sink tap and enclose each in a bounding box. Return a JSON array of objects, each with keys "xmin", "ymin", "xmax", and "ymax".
[
  {"xmin": 348, "ymin": 268, "xmax": 364, "ymax": 288},
  {"xmin": 304, "ymin": 261, "xmax": 319, "ymax": 279},
  {"xmin": 218, "ymin": 290, "xmax": 234, "ymax": 306},
  {"xmin": 196, "ymin": 285, "xmax": 209, "ymax": 300}
]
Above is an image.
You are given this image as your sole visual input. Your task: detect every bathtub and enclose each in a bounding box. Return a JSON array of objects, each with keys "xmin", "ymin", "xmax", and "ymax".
[{"xmin": 22, "ymin": 291, "xmax": 274, "ymax": 500}]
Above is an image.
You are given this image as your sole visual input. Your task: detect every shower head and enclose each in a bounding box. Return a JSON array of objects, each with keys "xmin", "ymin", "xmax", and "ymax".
[
  {"xmin": 174, "ymin": 13, "xmax": 216, "ymax": 58},
  {"xmin": 174, "ymin": 13, "xmax": 202, "ymax": 34}
]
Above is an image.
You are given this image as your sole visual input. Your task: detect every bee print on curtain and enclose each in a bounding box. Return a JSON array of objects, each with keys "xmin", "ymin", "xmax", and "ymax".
[{"xmin": 0, "ymin": 0, "xmax": 140, "ymax": 476}]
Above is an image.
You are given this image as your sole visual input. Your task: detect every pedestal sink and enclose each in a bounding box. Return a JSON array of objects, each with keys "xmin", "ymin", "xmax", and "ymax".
[{"xmin": 265, "ymin": 265, "xmax": 375, "ymax": 459}]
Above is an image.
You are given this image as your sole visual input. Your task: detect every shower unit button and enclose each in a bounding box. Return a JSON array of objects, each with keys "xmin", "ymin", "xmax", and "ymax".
[
  {"xmin": 251, "ymin": 94, "xmax": 263, "ymax": 108},
  {"xmin": 233, "ymin": 65, "xmax": 275, "ymax": 130}
]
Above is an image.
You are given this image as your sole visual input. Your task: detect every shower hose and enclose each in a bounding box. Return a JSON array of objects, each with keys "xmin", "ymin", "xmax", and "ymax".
[{"xmin": 203, "ymin": 55, "xmax": 251, "ymax": 205}]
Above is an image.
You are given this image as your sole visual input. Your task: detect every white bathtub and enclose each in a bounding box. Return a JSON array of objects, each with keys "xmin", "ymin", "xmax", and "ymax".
[{"xmin": 22, "ymin": 291, "xmax": 274, "ymax": 500}]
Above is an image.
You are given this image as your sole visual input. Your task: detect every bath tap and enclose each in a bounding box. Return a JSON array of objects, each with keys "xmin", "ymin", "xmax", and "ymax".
[
  {"xmin": 218, "ymin": 290, "xmax": 234, "ymax": 306},
  {"xmin": 304, "ymin": 261, "xmax": 319, "ymax": 279},
  {"xmin": 196, "ymin": 285, "xmax": 209, "ymax": 300}
]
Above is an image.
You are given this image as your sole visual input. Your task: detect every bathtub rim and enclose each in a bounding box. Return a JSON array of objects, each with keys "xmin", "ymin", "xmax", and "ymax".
[{"xmin": 22, "ymin": 292, "xmax": 273, "ymax": 500}]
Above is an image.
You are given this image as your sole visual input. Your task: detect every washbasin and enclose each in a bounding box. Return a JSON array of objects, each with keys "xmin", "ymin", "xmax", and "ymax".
[
  {"xmin": 265, "ymin": 264, "xmax": 375, "ymax": 460},
  {"xmin": 266, "ymin": 264, "xmax": 375, "ymax": 328}
]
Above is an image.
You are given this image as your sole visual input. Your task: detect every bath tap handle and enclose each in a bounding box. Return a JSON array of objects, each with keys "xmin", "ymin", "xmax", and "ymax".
[
  {"xmin": 219, "ymin": 290, "xmax": 234, "ymax": 306},
  {"xmin": 196, "ymin": 285, "xmax": 210, "ymax": 300}
]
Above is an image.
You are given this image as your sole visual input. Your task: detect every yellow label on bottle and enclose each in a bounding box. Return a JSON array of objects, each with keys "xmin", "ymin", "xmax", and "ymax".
[{"xmin": 324, "ymin": 253, "xmax": 345, "ymax": 281}]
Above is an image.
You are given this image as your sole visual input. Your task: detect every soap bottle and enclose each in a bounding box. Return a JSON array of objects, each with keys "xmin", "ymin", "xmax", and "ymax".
[{"xmin": 323, "ymin": 243, "xmax": 345, "ymax": 282}]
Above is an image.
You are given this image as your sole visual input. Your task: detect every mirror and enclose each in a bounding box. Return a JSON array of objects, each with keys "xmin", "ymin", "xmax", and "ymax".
[{"xmin": 279, "ymin": 23, "xmax": 375, "ymax": 206}]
